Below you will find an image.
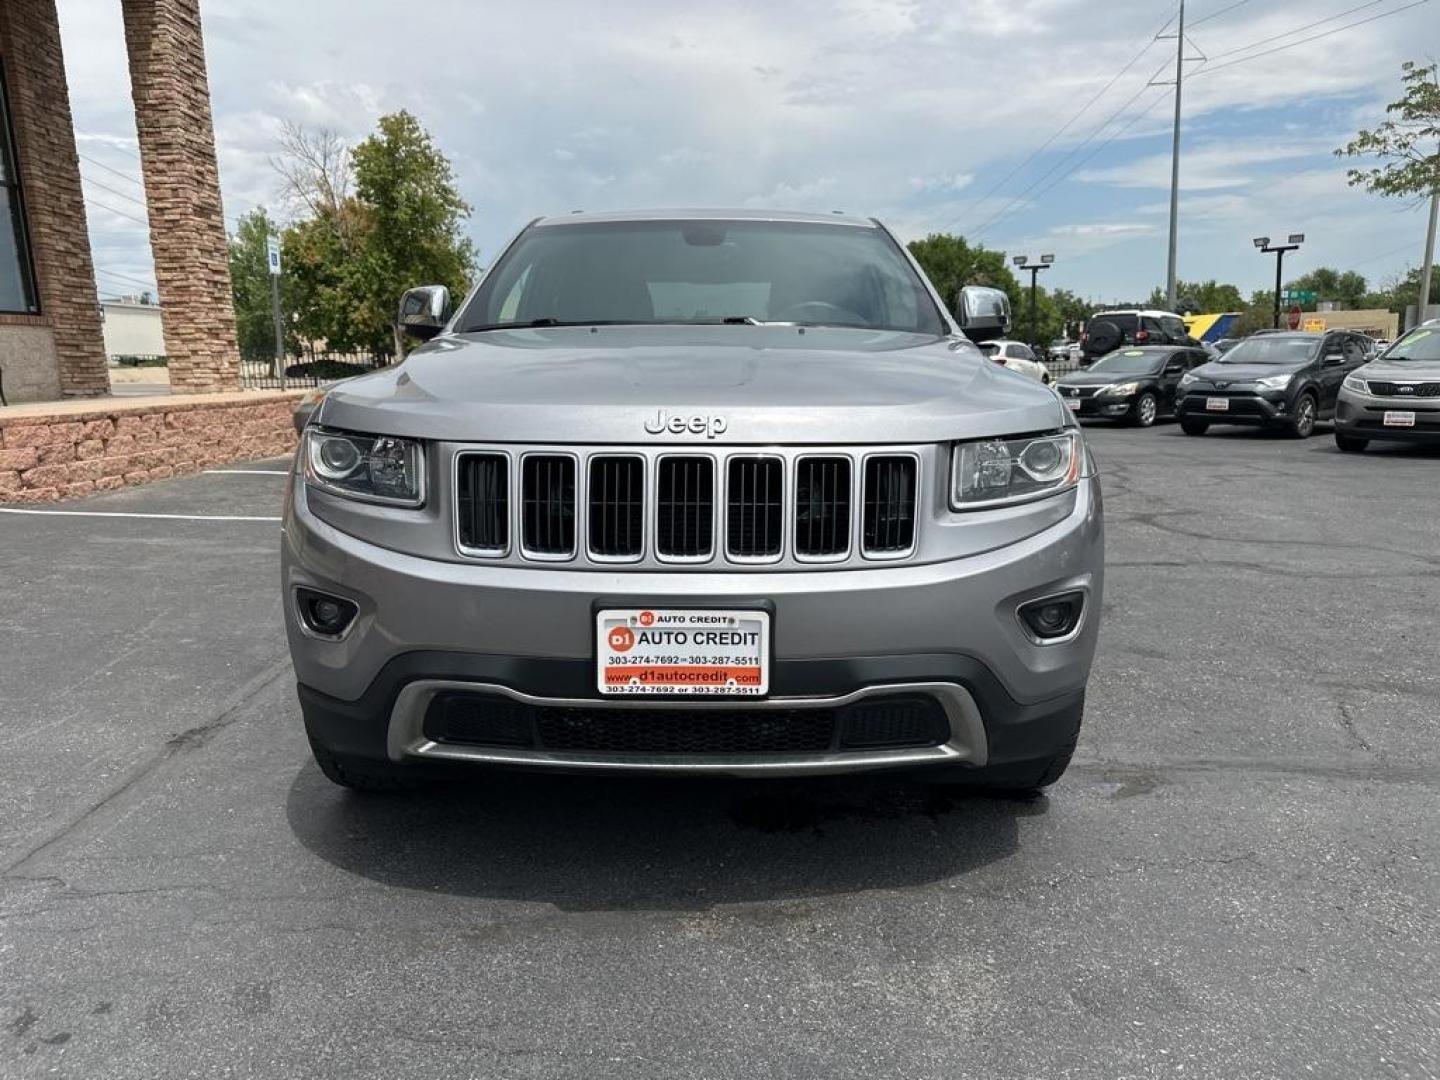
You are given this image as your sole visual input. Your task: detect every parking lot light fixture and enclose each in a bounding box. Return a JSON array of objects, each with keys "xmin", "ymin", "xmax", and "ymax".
[
  {"xmin": 1016, "ymin": 257, "xmax": 1055, "ymax": 349},
  {"xmin": 1255, "ymin": 235, "xmax": 1303, "ymax": 329}
]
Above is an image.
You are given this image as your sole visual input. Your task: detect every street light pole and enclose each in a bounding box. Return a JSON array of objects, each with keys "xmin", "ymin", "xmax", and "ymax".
[
  {"xmin": 1013, "ymin": 254, "xmax": 1055, "ymax": 348},
  {"xmin": 1164, "ymin": 0, "xmax": 1186, "ymax": 310},
  {"xmin": 1254, "ymin": 235, "xmax": 1303, "ymax": 329}
]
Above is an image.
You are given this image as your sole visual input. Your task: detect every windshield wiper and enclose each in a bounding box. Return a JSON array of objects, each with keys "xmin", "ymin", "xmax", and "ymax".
[{"xmin": 465, "ymin": 318, "xmax": 639, "ymax": 331}]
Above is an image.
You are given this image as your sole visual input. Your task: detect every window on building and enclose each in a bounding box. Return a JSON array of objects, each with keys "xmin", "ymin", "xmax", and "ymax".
[{"xmin": 0, "ymin": 60, "xmax": 39, "ymax": 314}]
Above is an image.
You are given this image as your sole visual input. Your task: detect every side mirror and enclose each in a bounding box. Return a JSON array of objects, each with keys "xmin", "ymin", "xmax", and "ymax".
[
  {"xmin": 1323, "ymin": 352, "xmax": 1346, "ymax": 366},
  {"xmin": 955, "ymin": 286, "xmax": 1011, "ymax": 343},
  {"xmin": 397, "ymin": 285, "xmax": 451, "ymax": 342}
]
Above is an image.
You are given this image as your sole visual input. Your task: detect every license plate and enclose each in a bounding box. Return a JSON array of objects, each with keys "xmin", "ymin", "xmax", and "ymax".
[
  {"xmin": 1206, "ymin": 397, "xmax": 1230, "ymax": 412},
  {"xmin": 596, "ymin": 609, "xmax": 770, "ymax": 696},
  {"xmin": 1384, "ymin": 411, "xmax": 1416, "ymax": 427},
  {"xmin": 1065, "ymin": 398, "xmax": 1081, "ymax": 411}
]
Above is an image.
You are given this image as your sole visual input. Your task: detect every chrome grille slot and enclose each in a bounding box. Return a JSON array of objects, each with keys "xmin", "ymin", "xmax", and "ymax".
[
  {"xmin": 656, "ymin": 456, "xmax": 715, "ymax": 560},
  {"xmin": 520, "ymin": 454, "xmax": 576, "ymax": 558},
  {"xmin": 863, "ymin": 455, "xmax": 917, "ymax": 556},
  {"xmin": 794, "ymin": 456, "xmax": 851, "ymax": 559},
  {"xmin": 727, "ymin": 456, "xmax": 783, "ymax": 560},
  {"xmin": 588, "ymin": 455, "xmax": 644, "ymax": 560},
  {"xmin": 455, "ymin": 453, "xmax": 509, "ymax": 555}
]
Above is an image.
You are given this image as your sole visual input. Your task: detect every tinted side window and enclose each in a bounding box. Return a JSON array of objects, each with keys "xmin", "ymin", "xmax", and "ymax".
[
  {"xmin": 1161, "ymin": 317, "xmax": 1188, "ymax": 341},
  {"xmin": 1342, "ymin": 336, "xmax": 1365, "ymax": 364},
  {"xmin": 1188, "ymin": 350, "xmax": 1208, "ymax": 369},
  {"xmin": 1163, "ymin": 353, "xmax": 1186, "ymax": 374}
]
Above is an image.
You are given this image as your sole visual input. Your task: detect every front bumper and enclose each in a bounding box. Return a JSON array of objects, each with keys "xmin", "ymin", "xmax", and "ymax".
[
  {"xmin": 282, "ymin": 475, "xmax": 1103, "ymax": 775},
  {"xmin": 1065, "ymin": 393, "xmax": 1135, "ymax": 419},
  {"xmin": 1176, "ymin": 389, "xmax": 1291, "ymax": 424},
  {"xmin": 1335, "ymin": 391, "xmax": 1440, "ymax": 443}
]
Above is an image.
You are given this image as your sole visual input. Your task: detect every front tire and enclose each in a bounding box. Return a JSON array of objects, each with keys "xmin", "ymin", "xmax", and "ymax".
[
  {"xmin": 1180, "ymin": 416, "xmax": 1209, "ymax": 436},
  {"xmin": 1335, "ymin": 431, "xmax": 1369, "ymax": 453},
  {"xmin": 1286, "ymin": 392, "xmax": 1318, "ymax": 439},
  {"xmin": 1130, "ymin": 391, "xmax": 1158, "ymax": 427}
]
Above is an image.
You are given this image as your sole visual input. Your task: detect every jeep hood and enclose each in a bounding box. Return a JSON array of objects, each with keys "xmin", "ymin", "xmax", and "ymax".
[{"xmin": 316, "ymin": 325, "xmax": 1067, "ymax": 444}]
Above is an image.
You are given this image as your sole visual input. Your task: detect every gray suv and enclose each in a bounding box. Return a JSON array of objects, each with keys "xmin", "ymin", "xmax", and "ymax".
[{"xmin": 282, "ymin": 210, "xmax": 1104, "ymax": 792}]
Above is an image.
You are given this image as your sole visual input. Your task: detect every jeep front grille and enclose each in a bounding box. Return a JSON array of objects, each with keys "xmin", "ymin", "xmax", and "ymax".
[
  {"xmin": 794, "ymin": 456, "xmax": 851, "ymax": 559},
  {"xmin": 588, "ymin": 455, "xmax": 645, "ymax": 559},
  {"xmin": 453, "ymin": 446, "xmax": 924, "ymax": 568},
  {"xmin": 455, "ymin": 452, "xmax": 509, "ymax": 555},
  {"xmin": 656, "ymin": 456, "xmax": 715, "ymax": 560},
  {"xmin": 520, "ymin": 454, "xmax": 576, "ymax": 558},
  {"xmin": 727, "ymin": 456, "xmax": 783, "ymax": 560},
  {"xmin": 863, "ymin": 455, "xmax": 918, "ymax": 556}
]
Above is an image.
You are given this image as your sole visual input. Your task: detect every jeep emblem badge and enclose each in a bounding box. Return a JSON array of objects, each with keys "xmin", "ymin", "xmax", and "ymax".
[{"xmin": 643, "ymin": 411, "xmax": 728, "ymax": 438}]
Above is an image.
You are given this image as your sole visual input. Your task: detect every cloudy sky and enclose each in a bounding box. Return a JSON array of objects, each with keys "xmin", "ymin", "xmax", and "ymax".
[{"xmin": 58, "ymin": 0, "xmax": 1438, "ymax": 307}]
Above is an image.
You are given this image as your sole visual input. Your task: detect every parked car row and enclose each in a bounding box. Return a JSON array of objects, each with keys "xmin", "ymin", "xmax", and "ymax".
[{"xmin": 1056, "ymin": 325, "xmax": 1440, "ymax": 451}]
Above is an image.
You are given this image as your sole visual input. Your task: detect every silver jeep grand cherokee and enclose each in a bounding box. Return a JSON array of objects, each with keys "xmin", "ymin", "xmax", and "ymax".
[{"xmin": 282, "ymin": 210, "xmax": 1104, "ymax": 792}]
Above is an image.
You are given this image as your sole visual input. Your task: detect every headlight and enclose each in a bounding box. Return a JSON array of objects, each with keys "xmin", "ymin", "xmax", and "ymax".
[
  {"xmin": 1179, "ymin": 372, "xmax": 1198, "ymax": 388},
  {"xmin": 1255, "ymin": 374, "xmax": 1293, "ymax": 390},
  {"xmin": 305, "ymin": 429, "xmax": 425, "ymax": 506},
  {"xmin": 1343, "ymin": 374, "xmax": 1368, "ymax": 394},
  {"xmin": 1097, "ymin": 381, "xmax": 1141, "ymax": 396},
  {"xmin": 951, "ymin": 431, "xmax": 1081, "ymax": 510}
]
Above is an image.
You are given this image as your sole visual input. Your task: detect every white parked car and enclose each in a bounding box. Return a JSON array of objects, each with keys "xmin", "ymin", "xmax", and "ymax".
[{"xmin": 980, "ymin": 339, "xmax": 1052, "ymax": 384}]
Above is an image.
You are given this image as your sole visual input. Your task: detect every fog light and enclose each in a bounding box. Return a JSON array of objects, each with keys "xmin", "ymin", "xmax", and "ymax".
[
  {"xmin": 297, "ymin": 587, "xmax": 358, "ymax": 638},
  {"xmin": 1018, "ymin": 592, "xmax": 1084, "ymax": 642}
]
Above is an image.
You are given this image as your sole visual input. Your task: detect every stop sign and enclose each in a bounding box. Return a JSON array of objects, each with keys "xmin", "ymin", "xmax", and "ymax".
[{"xmin": 1287, "ymin": 305, "xmax": 1302, "ymax": 330}]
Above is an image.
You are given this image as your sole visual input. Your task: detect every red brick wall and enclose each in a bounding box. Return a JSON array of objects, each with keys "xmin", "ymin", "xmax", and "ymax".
[
  {"xmin": 0, "ymin": 392, "xmax": 304, "ymax": 502},
  {"xmin": 0, "ymin": 0, "xmax": 110, "ymax": 397},
  {"xmin": 121, "ymin": 0, "xmax": 241, "ymax": 395}
]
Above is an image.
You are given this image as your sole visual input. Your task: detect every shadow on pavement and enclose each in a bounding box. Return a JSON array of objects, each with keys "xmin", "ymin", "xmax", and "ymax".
[{"xmin": 284, "ymin": 763, "xmax": 1044, "ymax": 912}]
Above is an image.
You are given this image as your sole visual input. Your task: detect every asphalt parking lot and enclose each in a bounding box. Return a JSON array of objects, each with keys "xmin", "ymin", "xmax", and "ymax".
[{"xmin": 1, "ymin": 426, "xmax": 1437, "ymax": 1079}]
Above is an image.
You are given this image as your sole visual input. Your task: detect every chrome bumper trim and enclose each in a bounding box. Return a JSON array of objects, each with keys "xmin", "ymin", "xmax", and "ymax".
[{"xmin": 386, "ymin": 680, "xmax": 989, "ymax": 775}]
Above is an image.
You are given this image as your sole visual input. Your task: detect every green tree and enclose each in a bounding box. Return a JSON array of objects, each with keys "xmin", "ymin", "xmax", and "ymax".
[
  {"xmin": 1231, "ymin": 290, "xmax": 1277, "ymax": 337},
  {"xmin": 228, "ymin": 207, "xmax": 288, "ymax": 359},
  {"xmin": 906, "ymin": 233, "xmax": 1070, "ymax": 343},
  {"xmin": 1284, "ymin": 267, "xmax": 1369, "ymax": 310},
  {"xmin": 277, "ymin": 111, "xmax": 477, "ymax": 357},
  {"xmin": 1049, "ymin": 288, "xmax": 1097, "ymax": 339},
  {"xmin": 1146, "ymin": 279, "xmax": 1246, "ymax": 314},
  {"xmin": 1338, "ymin": 60, "xmax": 1440, "ymax": 323}
]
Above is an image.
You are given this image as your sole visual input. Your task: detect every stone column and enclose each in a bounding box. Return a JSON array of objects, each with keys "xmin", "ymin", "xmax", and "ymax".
[
  {"xmin": 121, "ymin": 0, "xmax": 240, "ymax": 394},
  {"xmin": 0, "ymin": 0, "xmax": 110, "ymax": 398}
]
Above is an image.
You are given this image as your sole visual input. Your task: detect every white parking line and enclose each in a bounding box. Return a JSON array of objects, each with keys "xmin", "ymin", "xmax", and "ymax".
[
  {"xmin": 203, "ymin": 469, "xmax": 290, "ymax": 476},
  {"xmin": 0, "ymin": 508, "xmax": 281, "ymax": 522}
]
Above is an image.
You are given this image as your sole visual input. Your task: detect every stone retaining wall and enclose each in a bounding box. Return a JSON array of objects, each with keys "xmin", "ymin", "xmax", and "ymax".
[{"xmin": 0, "ymin": 391, "xmax": 305, "ymax": 502}]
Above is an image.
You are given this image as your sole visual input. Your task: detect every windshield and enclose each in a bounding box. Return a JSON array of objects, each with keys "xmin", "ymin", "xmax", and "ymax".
[
  {"xmin": 1086, "ymin": 350, "xmax": 1165, "ymax": 375},
  {"xmin": 1218, "ymin": 336, "xmax": 1318, "ymax": 365},
  {"xmin": 1382, "ymin": 326, "xmax": 1440, "ymax": 362},
  {"xmin": 458, "ymin": 219, "xmax": 947, "ymax": 335}
]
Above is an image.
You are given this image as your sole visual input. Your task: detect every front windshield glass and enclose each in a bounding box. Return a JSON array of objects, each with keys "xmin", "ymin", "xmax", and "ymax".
[
  {"xmin": 459, "ymin": 219, "xmax": 947, "ymax": 335},
  {"xmin": 1087, "ymin": 350, "xmax": 1165, "ymax": 375},
  {"xmin": 1218, "ymin": 336, "xmax": 1318, "ymax": 365},
  {"xmin": 1383, "ymin": 326, "xmax": 1440, "ymax": 362}
]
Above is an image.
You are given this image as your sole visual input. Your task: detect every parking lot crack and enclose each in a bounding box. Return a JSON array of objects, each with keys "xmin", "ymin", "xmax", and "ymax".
[{"xmin": 0, "ymin": 657, "xmax": 293, "ymax": 877}]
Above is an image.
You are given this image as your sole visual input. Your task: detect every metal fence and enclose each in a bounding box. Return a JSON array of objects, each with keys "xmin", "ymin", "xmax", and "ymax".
[{"xmin": 238, "ymin": 349, "xmax": 390, "ymax": 390}]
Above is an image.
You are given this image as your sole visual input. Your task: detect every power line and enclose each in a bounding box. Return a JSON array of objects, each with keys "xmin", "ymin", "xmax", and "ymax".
[
  {"xmin": 78, "ymin": 152, "xmax": 143, "ymax": 187},
  {"xmin": 970, "ymin": 67, "xmax": 1171, "ymax": 240},
  {"xmin": 984, "ymin": 90, "xmax": 1174, "ymax": 241},
  {"xmin": 94, "ymin": 269, "xmax": 158, "ymax": 291},
  {"xmin": 1190, "ymin": 0, "xmax": 1254, "ymax": 26},
  {"xmin": 1192, "ymin": 0, "xmax": 1430, "ymax": 75},
  {"xmin": 85, "ymin": 198, "xmax": 149, "ymax": 228},
  {"xmin": 1201, "ymin": 0, "xmax": 1390, "ymax": 61},
  {"xmin": 940, "ymin": 6, "xmax": 1183, "ymax": 234},
  {"xmin": 81, "ymin": 175, "xmax": 148, "ymax": 208}
]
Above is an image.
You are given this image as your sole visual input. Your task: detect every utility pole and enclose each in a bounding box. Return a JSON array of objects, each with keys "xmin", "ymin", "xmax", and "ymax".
[
  {"xmin": 1165, "ymin": 0, "xmax": 1185, "ymax": 311},
  {"xmin": 1419, "ymin": 190, "xmax": 1438, "ymax": 328},
  {"xmin": 1253, "ymin": 234, "xmax": 1304, "ymax": 329},
  {"xmin": 1013, "ymin": 254, "xmax": 1055, "ymax": 347}
]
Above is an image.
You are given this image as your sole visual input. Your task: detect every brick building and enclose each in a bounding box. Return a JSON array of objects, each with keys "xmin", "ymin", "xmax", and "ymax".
[{"xmin": 0, "ymin": 0, "xmax": 239, "ymax": 404}]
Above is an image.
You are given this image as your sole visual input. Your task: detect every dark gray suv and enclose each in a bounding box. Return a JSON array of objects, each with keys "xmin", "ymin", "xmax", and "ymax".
[{"xmin": 1175, "ymin": 331, "xmax": 1371, "ymax": 438}]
